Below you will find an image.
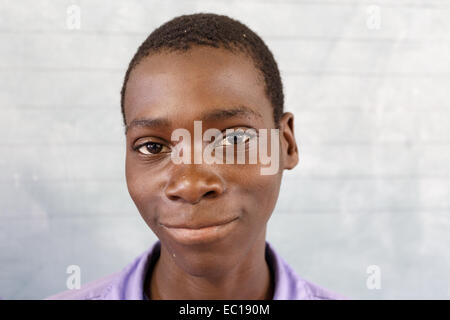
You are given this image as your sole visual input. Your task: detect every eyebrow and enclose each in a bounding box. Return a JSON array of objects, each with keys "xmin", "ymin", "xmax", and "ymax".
[
  {"xmin": 125, "ymin": 105, "xmax": 262, "ymax": 134},
  {"xmin": 200, "ymin": 105, "xmax": 263, "ymax": 122},
  {"xmin": 125, "ymin": 117, "xmax": 170, "ymax": 134}
]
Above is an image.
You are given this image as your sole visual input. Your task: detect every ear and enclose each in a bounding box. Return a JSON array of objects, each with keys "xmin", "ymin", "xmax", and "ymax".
[{"xmin": 279, "ymin": 112, "xmax": 299, "ymax": 170}]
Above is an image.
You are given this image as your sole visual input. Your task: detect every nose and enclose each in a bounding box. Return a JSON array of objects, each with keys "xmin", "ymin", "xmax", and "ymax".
[{"xmin": 164, "ymin": 165, "xmax": 225, "ymax": 204}]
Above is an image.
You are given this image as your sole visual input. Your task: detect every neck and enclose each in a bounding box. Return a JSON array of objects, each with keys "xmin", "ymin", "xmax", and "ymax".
[{"xmin": 148, "ymin": 236, "xmax": 274, "ymax": 300}]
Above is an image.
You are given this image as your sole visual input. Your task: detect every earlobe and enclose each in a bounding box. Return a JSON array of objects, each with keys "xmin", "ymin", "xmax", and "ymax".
[{"xmin": 279, "ymin": 112, "xmax": 299, "ymax": 170}]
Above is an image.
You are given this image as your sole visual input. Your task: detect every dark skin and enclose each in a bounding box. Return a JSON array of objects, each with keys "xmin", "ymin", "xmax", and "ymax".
[{"xmin": 123, "ymin": 46, "xmax": 299, "ymax": 300}]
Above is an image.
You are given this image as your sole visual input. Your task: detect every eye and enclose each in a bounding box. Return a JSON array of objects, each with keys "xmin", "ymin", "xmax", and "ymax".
[
  {"xmin": 219, "ymin": 130, "xmax": 256, "ymax": 146},
  {"xmin": 136, "ymin": 142, "xmax": 171, "ymax": 155}
]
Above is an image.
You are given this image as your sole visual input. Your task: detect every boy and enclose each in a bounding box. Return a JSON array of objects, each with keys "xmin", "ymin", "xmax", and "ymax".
[{"xmin": 47, "ymin": 13, "xmax": 345, "ymax": 300}]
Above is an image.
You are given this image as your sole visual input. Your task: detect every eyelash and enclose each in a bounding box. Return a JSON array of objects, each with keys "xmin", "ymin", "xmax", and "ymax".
[
  {"xmin": 133, "ymin": 142, "xmax": 170, "ymax": 156},
  {"xmin": 214, "ymin": 130, "xmax": 257, "ymax": 148},
  {"xmin": 133, "ymin": 128, "xmax": 257, "ymax": 156}
]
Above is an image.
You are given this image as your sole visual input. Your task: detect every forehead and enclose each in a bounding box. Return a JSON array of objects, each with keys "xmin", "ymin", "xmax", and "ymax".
[{"xmin": 123, "ymin": 46, "xmax": 273, "ymax": 128}]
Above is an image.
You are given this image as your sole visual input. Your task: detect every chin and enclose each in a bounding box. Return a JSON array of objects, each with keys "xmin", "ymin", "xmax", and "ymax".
[{"xmin": 168, "ymin": 237, "xmax": 245, "ymax": 277}]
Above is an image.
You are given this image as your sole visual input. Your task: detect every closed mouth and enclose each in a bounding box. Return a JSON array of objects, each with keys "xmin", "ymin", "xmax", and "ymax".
[
  {"xmin": 160, "ymin": 217, "xmax": 239, "ymax": 230},
  {"xmin": 159, "ymin": 217, "xmax": 239, "ymax": 245}
]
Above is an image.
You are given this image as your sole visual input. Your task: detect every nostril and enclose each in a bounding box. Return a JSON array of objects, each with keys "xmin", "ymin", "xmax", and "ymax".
[
  {"xmin": 204, "ymin": 190, "xmax": 217, "ymax": 198},
  {"xmin": 167, "ymin": 194, "xmax": 181, "ymax": 201},
  {"xmin": 165, "ymin": 179, "xmax": 224, "ymax": 203}
]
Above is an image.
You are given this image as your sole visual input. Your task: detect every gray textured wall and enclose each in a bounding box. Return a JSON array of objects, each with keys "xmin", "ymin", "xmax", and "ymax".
[{"xmin": 1, "ymin": 0, "xmax": 449, "ymax": 299}]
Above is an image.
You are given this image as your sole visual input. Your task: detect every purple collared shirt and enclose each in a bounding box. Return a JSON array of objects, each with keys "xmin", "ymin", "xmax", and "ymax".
[{"xmin": 46, "ymin": 241, "xmax": 346, "ymax": 300}]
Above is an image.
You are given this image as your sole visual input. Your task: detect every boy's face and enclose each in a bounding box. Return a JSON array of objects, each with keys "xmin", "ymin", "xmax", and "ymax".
[{"xmin": 124, "ymin": 46, "xmax": 298, "ymax": 276}]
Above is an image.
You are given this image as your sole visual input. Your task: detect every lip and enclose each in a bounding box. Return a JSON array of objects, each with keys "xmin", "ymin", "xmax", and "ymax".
[{"xmin": 160, "ymin": 217, "xmax": 239, "ymax": 245}]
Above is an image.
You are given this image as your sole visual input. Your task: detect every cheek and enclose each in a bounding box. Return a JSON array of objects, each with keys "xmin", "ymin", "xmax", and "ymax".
[
  {"xmin": 250, "ymin": 175, "xmax": 282, "ymax": 223},
  {"xmin": 226, "ymin": 165, "xmax": 282, "ymax": 224},
  {"xmin": 125, "ymin": 156, "xmax": 164, "ymax": 227},
  {"xmin": 125, "ymin": 155, "xmax": 144, "ymax": 206}
]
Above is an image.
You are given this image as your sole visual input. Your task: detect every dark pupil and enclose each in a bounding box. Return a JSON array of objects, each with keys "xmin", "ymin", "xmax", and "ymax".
[
  {"xmin": 147, "ymin": 143, "xmax": 163, "ymax": 154},
  {"xmin": 228, "ymin": 133, "xmax": 244, "ymax": 144}
]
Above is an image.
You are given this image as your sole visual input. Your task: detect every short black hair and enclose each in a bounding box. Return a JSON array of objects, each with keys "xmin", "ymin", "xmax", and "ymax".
[{"xmin": 120, "ymin": 12, "xmax": 284, "ymax": 128}]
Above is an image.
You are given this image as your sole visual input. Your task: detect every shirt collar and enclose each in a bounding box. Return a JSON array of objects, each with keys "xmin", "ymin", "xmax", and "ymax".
[{"xmin": 102, "ymin": 240, "xmax": 302, "ymax": 300}]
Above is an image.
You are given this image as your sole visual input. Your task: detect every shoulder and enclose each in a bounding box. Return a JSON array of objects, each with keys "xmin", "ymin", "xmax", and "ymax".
[
  {"xmin": 44, "ymin": 271, "xmax": 120, "ymax": 300},
  {"xmin": 284, "ymin": 260, "xmax": 349, "ymax": 300},
  {"xmin": 44, "ymin": 241, "xmax": 160, "ymax": 300},
  {"xmin": 294, "ymin": 274, "xmax": 349, "ymax": 300},
  {"xmin": 266, "ymin": 241, "xmax": 349, "ymax": 300}
]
